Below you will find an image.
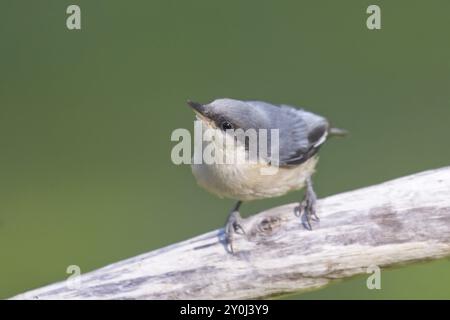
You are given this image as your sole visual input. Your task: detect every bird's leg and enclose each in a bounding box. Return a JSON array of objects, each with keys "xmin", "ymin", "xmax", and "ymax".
[
  {"xmin": 224, "ymin": 200, "xmax": 245, "ymax": 253},
  {"xmin": 298, "ymin": 177, "xmax": 319, "ymax": 230}
]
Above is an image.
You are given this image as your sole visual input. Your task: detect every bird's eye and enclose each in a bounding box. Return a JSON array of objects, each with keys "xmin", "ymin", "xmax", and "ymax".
[{"xmin": 221, "ymin": 121, "xmax": 234, "ymax": 131}]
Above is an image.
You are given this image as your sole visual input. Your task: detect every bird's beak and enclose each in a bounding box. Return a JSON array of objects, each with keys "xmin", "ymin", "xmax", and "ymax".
[
  {"xmin": 187, "ymin": 100, "xmax": 218, "ymax": 128},
  {"xmin": 187, "ymin": 100, "xmax": 213, "ymax": 126},
  {"xmin": 187, "ymin": 100, "xmax": 206, "ymax": 116}
]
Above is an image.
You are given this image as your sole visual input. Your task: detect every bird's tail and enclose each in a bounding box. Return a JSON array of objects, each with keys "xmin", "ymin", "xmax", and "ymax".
[{"xmin": 328, "ymin": 127, "xmax": 349, "ymax": 137}]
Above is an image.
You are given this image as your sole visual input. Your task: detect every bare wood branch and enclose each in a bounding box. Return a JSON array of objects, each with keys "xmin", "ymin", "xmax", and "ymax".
[{"xmin": 11, "ymin": 167, "xmax": 450, "ymax": 300}]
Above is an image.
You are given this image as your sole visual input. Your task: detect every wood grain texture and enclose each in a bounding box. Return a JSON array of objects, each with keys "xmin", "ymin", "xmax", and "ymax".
[{"xmin": 11, "ymin": 167, "xmax": 450, "ymax": 300}]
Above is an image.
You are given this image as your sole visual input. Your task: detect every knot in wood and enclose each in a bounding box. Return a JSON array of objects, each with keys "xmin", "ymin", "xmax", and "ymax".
[{"xmin": 254, "ymin": 215, "xmax": 282, "ymax": 236}]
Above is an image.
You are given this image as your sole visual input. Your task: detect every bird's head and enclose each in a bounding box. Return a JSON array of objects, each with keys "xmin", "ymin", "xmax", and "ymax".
[{"xmin": 187, "ymin": 98, "xmax": 270, "ymax": 132}]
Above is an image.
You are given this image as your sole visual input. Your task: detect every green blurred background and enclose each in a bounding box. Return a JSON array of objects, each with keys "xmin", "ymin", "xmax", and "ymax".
[{"xmin": 1, "ymin": 0, "xmax": 449, "ymax": 299}]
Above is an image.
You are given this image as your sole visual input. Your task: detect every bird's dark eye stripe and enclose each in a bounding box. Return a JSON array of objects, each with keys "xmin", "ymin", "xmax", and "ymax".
[{"xmin": 221, "ymin": 121, "xmax": 234, "ymax": 131}]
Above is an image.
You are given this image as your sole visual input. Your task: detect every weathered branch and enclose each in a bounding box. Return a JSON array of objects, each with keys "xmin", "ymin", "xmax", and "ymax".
[{"xmin": 11, "ymin": 167, "xmax": 450, "ymax": 300}]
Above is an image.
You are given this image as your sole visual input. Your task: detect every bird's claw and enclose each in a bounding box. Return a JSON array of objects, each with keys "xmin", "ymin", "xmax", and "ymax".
[
  {"xmin": 298, "ymin": 177, "xmax": 319, "ymax": 230},
  {"xmin": 299, "ymin": 196, "xmax": 318, "ymax": 230},
  {"xmin": 224, "ymin": 210, "xmax": 246, "ymax": 254}
]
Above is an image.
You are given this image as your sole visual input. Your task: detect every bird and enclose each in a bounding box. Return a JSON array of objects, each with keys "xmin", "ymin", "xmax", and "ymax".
[{"xmin": 187, "ymin": 98, "xmax": 347, "ymax": 253}]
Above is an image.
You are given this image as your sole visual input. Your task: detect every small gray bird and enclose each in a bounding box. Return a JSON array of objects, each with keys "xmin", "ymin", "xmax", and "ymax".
[{"xmin": 187, "ymin": 98, "xmax": 346, "ymax": 253}]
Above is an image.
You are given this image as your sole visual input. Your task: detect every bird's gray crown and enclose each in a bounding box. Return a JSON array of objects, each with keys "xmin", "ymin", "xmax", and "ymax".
[{"xmin": 204, "ymin": 98, "xmax": 270, "ymax": 131}]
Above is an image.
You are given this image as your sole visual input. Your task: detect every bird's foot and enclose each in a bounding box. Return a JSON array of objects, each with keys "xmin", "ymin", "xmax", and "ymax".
[
  {"xmin": 224, "ymin": 210, "xmax": 246, "ymax": 254},
  {"xmin": 296, "ymin": 177, "xmax": 319, "ymax": 230},
  {"xmin": 299, "ymin": 194, "xmax": 319, "ymax": 230}
]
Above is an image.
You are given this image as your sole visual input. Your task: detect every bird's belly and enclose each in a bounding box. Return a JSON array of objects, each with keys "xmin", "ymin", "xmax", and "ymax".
[{"xmin": 191, "ymin": 156, "xmax": 318, "ymax": 201}]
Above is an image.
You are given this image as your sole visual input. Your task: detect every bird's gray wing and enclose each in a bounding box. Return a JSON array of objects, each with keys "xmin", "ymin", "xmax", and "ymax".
[
  {"xmin": 273, "ymin": 105, "xmax": 330, "ymax": 166},
  {"xmin": 244, "ymin": 101, "xmax": 330, "ymax": 166}
]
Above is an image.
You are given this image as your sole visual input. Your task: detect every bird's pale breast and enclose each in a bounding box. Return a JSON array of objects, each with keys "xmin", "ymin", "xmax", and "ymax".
[{"xmin": 191, "ymin": 149, "xmax": 318, "ymax": 201}]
